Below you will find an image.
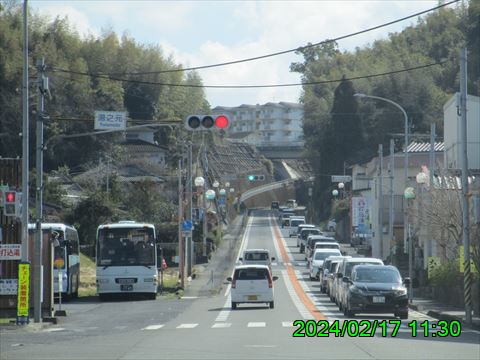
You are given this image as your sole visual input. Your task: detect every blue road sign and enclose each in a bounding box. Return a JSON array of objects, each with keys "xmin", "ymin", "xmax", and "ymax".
[{"xmin": 182, "ymin": 220, "xmax": 193, "ymax": 231}]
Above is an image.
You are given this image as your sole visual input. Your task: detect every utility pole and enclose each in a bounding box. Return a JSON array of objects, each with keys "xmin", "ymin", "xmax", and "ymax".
[
  {"xmin": 378, "ymin": 144, "xmax": 384, "ymax": 260},
  {"xmin": 34, "ymin": 58, "xmax": 48, "ymax": 323},
  {"xmin": 186, "ymin": 142, "xmax": 193, "ymax": 277},
  {"xmin": 178, "ymin": 159, "xmax": 184, "ymax": 289},
  {"xmin": 459, "ymin": 48, "xmax": 472, "ymax": 325},
  {"xmin": 389, "ymin": 139, "xmax": 395, "ymax": 264},
  {"xmin": 21, "ymin": 0, "xmax": 29, "ymax": 263}
]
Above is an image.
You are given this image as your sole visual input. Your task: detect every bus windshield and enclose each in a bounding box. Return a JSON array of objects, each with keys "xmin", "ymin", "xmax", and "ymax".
[{"xmin": 97, "ymin": 227, "xmax": 155, "ymax": 267}]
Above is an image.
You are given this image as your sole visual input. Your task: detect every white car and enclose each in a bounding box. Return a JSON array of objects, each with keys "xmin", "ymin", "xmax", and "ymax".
[
  {"xmin": 308, "ymin": 248, "xmax": 342, "ymax": 280},
  {"xmin": 238, "ymin": 249, "xmax": 275, "ymax": 271},
  {"xmin": 227, "ymin": 265, "xmax": 278, "ymax": 309}
]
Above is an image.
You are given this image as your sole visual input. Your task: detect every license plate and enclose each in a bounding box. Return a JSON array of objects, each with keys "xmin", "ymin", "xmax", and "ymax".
[
  {"xmin": 372, "ymin": 296, "xmax": 385, "ymax": 303},
  {"xmin": 121, "ymin": 284, "xmax": 133, "ymax": 291},
  {"xmin": 118, "ymin": 278, "xmax": 135, "ymax": 284},
  {"xmin": 247, "ymin": 295, "xmax": 258, "ymax": 301}
]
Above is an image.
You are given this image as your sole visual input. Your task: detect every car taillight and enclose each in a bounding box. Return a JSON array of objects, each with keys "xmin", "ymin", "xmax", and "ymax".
[
  {"xmin": 268, "ymin": 274, "xmax": 273, "ymax": 288},
  {"xmin": 231, "ymin": 278, "xmax": 236, "ymax": 289}
]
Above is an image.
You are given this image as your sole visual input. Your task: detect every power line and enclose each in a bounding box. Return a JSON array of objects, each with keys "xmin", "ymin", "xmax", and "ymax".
[
  {"xmin": 51, "ymin": 0, "xmax": 459, "ymax": 77},
  {"xmin": 50, "ymin": 59, "xmax": 448, "ymax": 89}
]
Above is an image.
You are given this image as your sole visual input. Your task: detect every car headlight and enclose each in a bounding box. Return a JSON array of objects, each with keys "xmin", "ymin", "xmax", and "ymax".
[
  {"xmin": 349, "ymin": 286, "xmax": 367, "ymax": 296},
  {"xmin": 392, "ymin": 286, "xmax": 407, "ymax": 296}
]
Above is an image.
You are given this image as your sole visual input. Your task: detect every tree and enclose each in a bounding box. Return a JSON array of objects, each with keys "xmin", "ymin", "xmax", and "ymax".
[{"xmin": 412, "ymin": 170, "xmax": 479, "ymax": 273}]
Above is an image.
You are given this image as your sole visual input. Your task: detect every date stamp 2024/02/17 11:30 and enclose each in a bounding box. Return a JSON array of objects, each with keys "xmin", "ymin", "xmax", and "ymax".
[{"xmin": 292, "ymin": 319, "xmax": 462, "ymax": 338}]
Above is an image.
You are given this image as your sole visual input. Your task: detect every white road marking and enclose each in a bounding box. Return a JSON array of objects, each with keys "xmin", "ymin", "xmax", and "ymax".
[
  {"xmin": 248, "ymin": 322, "xmax": 266, "ymax": 327},
  {"xmin": 282, "ymin": 321, "xmax": 296, "ymax": 327},
  {"xmin": 176, "ymin": 323, "xmax": 198, "ymax": 329},
  {"xmin": 44, "ymin": 327, "xmax": 65, "ymax": 332},
  {"xmin": 142, "ymin": 324, "xmax": 165, "ymax": 330},
  {"xmin": 281, "ymin": 269, "xmax": 311, "ymax": 320},
  {"xmin": 212, "ymin": 322, "xmax": 232, "ymax": 328},
  {"xmin": 215, "ymin": 294, "xmax": 232, "ymax": 322}
]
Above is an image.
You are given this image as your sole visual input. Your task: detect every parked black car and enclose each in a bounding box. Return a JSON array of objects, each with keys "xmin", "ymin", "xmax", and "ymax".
[{"xmin": 343, "ymin": 265, "xmax": 410, "ymax": 319}]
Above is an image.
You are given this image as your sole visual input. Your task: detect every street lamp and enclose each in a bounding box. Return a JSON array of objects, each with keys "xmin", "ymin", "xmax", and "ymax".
[
  {"xmin": 404, "ymin": 186, "xmax": 415, "ymax": 303},
  {"xmin": 194, "ymin": 176, "xmax": 207, "ymax": 258},
  {"xmin": 354, "ymin": 93, "xmax": 409, "ymax": 256}
]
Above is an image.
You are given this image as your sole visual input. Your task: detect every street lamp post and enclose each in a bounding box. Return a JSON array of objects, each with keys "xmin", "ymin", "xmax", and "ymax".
[
  {"xmin": 354, "ymin": 93, "xmax": 409, "ymax": 257},
  {"xmin": 194, "ymin": 176, "xmax": 206, "ymax": 259}
]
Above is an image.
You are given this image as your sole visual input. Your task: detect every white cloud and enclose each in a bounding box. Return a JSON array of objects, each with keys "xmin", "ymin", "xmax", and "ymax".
[{"xmin": 32, "ymin": 0, "xmax": 442, "ymax": 107}]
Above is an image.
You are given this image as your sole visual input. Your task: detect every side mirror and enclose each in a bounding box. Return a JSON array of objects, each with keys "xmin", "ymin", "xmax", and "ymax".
[
  {"xmin": 272, "ymin": 276, "xmax": 279, "ymax": 281},
  {"xmin": 238, "ymin": 257, "xmax": 243, "ymax": 261},
  {"xmin": 226, "ymin": 277, "xmax": 232, "ymax": 282},
  {"xmin": 271, "ymin": 257, "xmax": 276, "ymax": 261}
]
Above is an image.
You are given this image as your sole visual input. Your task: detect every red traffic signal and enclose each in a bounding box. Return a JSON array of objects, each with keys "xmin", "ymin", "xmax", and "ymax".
[
  {"xmin": 185, "ymin": 115, "xmax": 229, "ymax": 131},
  {"xmin": 5, "ymin": 191, "xmax": 15, "ymax": 203}
]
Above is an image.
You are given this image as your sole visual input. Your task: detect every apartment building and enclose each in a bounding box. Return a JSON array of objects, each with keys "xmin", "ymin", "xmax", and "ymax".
[{"xmin": 212, "ymin": 102, "xmax": 304, "ymax": 148}]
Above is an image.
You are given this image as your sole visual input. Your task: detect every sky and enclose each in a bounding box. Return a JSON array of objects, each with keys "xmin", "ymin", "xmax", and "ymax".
[{"xmin": 29, "ymin": 0, "xmax": 450, "ymax": 108}]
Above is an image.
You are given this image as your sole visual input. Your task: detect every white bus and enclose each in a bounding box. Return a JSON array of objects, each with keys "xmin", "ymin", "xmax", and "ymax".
[
  {"xmin": 28, "ymin": 223, "xmax": 81, "ymax": 300},
  {"xmin": 95, "ymin": 221, "xmax": 158, "ymax": 300}
]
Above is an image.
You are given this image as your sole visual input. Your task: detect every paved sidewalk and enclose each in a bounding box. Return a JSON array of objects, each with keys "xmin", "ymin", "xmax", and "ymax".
[
  {"xmin": 409, "ymin": 298, "xmax": 480, "ymax": 331},
  {"xmin": 183, "ymin": 214, "xmax": 246, "ymax": 298}
]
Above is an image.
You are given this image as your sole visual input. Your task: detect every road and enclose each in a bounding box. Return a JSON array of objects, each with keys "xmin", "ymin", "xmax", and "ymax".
[{"xmin": 1, "ymin": 210, "xmax": 479, "ymax": 359}]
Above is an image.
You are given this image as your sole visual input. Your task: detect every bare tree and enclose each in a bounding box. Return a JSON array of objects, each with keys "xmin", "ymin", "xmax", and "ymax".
[{"xmin": 412, "ymin": 171, "xmax": 479, "ymax": 272}]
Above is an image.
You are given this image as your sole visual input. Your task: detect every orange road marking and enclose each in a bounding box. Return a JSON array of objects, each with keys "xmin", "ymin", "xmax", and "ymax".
[{"xmin": 271, "ymin": 218, "xmax": 327, "ymax": 321}]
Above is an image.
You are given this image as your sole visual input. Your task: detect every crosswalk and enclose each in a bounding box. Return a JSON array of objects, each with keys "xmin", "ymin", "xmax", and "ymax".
[{"xmin": 43, "ymin": 318, "xmax": 475, "ymax": 336}]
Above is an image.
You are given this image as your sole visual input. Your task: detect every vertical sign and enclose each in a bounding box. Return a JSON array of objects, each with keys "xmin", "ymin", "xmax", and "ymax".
[
  {"xmin": 17, "ymin": 262, "xmax": 30, "ymax": 323},
  {"xmin": 351, "ymin": 197, "xmax": 370, "ymax": 228}
]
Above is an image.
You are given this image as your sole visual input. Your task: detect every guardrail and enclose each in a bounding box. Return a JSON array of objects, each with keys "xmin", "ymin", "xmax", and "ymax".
[{"xmin": 239, "ymin": 179, "xmax": 296, "ymax": 203}]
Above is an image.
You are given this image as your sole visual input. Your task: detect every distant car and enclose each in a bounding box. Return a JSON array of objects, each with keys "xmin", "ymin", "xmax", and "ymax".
[
  {"xmin": 227, "ymin": 264, "xmax": 278, "ymax": 309},
  {"xmin": 298, "ymin": 227, "xmax": 322, "ymax": 253},
  {"xmin": 304, "ymin": 234, "xmax": 337, "ymax": 261},
  {"xmin": 295, "ymin": 224, "xmax": 316, "ymax": 247},
  {"xmin": 280, "ymin": 211, "xmax": 295, "ymax": 227},
  {"xmin": 319, "ymin": 255, "xmax": 349, "ymax": 293},
  {"xmin": 288, "ymin": 216, "xmax": 306, "ymax": 237},
  {"xmin": 271, "ymin": 201, "xmax": 279, "ymax": 210},
  {"xmin": 326, "ymin": 258, "xmax": 346, "ymax": 300},
  {"xmin": 238, "ymin": 249, "xmax": 275, "ymax": 271},
  {"xmin": 306, "ymin": 241, "xmax": 340, "ymax": 264},
  {"xmin": 327, "ymin": 219, "xmax": 337, "ymax": 232},
  {"xmin": 343, "ymin": 265, "xmax": 410, "ymax": 319},
  {"xmin": 308, "ymin": 248, "xmax": 342, "ymax": 280}
]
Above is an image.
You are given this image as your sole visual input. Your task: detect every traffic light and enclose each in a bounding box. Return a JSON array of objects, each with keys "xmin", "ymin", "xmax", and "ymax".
[
  {"xmin": 4, "ymin": 191, "xmax": 17, "ymax": 217},
  {"xmin": 247, "ymin": 175, "xmax": 265, "ymax": 181},
  {"xmin": 185, "ymin": 115, "xmax": 229, "ymax": 131}
]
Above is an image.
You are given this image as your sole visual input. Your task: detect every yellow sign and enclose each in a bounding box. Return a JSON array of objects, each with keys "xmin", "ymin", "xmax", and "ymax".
[
  {"xmin": 17, "ymin": 262, "xmax": 30, "ymax": 318},
  {"xmin": 459, "ymin": 246, "xmax": 478, "ymax": 273},
  {"xmin": 427, "ymin": 257, "xmax": 441, "ymax": 279}
]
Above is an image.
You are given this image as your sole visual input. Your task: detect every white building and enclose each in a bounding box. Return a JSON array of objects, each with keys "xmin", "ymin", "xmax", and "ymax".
[
  {"xmin": 444, "ymin": 93, "xmax": 480, "ymax": 171},
  {"xmin": 212, "ymin": 102, "xmax": 304, "ymax": 147}
]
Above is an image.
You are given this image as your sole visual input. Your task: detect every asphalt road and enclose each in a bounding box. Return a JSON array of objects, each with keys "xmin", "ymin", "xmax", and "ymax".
[{"xmin": 1, "ymin": 210, "xmax": 479, "ymax": 360}]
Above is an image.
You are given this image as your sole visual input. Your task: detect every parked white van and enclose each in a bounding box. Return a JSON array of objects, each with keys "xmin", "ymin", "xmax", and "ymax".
[{"xmin": 288, "ymin": 216, "xmax": 306, "ymax": 237}]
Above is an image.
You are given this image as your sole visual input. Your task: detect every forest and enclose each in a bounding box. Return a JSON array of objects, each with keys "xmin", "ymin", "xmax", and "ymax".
[{"xmin": 0, "ymin": 1, "xmax": 479, "ymax": 251}]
